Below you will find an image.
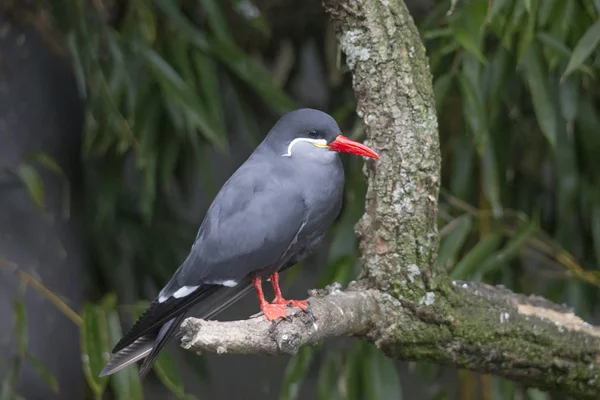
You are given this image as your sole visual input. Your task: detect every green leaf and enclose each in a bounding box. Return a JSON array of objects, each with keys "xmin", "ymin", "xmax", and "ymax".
[
  {"xmin": 364, "ymin": 347, "xmax": 402, "ymax": 400},
  {"xmin": 521, "ymin": 44, "xmax": 557, "ymax": 149},
  {"xmin": 451, "ymin": 232, "xmax": 503, "ymax": 279},
  {"xmin": 452, "ymin": 28, "xmax": 487, "ymax": 64},
  {"xmin": 0, "ymin": 357, "xmax": 21, "ymax": 400},
  {"xmin": 134, "ymin": 0, "xmax": 157, "ymax": 42},
  {"xmin": 563, "ymin": 19, "xmax": 600, "ymax": 78},
  {"xmin": 16, "ymin": 163, "xmax": 45, "ymax": 212},
  {"xmin": 153, "ymin": 0, "xmax": 209, "ymax": 49},
  {"xmin": 559, "ymin": 75, "xmax": 579, "ymax": 121},
  {"xmin": 457, "ymin": 74, "xmax": 488, "ymax": 153},
  {"xmin": 485, "ymin": 0, "xmax": 510, "ymax": 24},
  {"xmin": 479, "ymin": 219, "xmax": 537, "ymax": 275},
  {"xmin": 316, "ymin": 353, "xmax": 342, "ymax": 400},
  {"xmin": 13, "ymin": 299, "xmax": 27, "ymax": 356},
  {"xmin": 592, "ymin": 205, "xmax": 600, "ymax": 268},
  {"xmin": 449, "ymin": 131, "xmax": 475, "ymax": 201},
  {"xmin": 481, "ymin": 141, "xmax": 502, "ymax": 217},
  {"xmin": 199, "ymin": 0, "xmax": 230, "ymax": 40},
  {"xmin": 437, "ymin": 215, "xmax": 472, "ymax": 269},
  {"xmin": 26, "ymin": 352, "xmax": 59, "ymax": 393},
  {"xmin": 208, "ymin": 37, "xmax": 295, "ymax": 114},
  {"xmin": 433, "ymin": 73, "xmax": 454, "ymax": 111},
  {"xmin": 527, "ymin": 387, "xmax": 550, "ymax": 400},
  {"xmin": 517, "ymin": 0, "xmax": 538, "ymax": 63},
  {"xmin": 154, "ymin": 351, "xmax": 186, "ymax": 399},
  {"xmin": 25, "ymin": 152, "xmax": 71, "ymax": 218},
  {"xmin": 280, "ymin": 346, "xmax": 315, "ymax": 400},
  {"xmin": 106, "ymin": 309, "xmax": 143, "ymax": 400},
  {"xmin": 80, "ymin": 303, "xmax": 111, "ymax": 395},
  {"xmin": 537, "ymin": 0, "xmax": 557, "ymax": 27},
  {"xmin": 449, "ymin": 1, "xmax": 487, "ymax": 64},
  {"xmin": 137, "ymin": 44, "xmax": 227, "ymax": 151},
  {"xmin": 193, "ymin": 52, "xmax": 225, "ymax": 136},
  {"xmin": 537, "ymin": 32, "xmax": 572, "ymax": 58}
]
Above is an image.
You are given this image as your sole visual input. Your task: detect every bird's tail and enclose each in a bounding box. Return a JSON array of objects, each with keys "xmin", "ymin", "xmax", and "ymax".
[{"xmin": 100, "ymin": 279, "xmax": 253, "ymax": 377}]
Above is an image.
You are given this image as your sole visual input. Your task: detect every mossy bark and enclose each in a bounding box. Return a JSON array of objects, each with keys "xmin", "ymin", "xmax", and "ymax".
[{"xmin": 323, "ymin": 0, "xmax": 600, "ymax": 397}]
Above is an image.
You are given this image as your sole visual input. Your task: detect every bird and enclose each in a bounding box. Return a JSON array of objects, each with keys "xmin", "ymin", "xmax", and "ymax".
[{"xmin": 100, "ymin": 108, "xmax": 379, "ymax": 378}]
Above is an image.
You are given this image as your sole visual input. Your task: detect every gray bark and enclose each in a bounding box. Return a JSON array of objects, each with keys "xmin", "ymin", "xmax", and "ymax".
[{"xmin": 181, "ymin": 0, "xmax": 600, "ymax": 398}]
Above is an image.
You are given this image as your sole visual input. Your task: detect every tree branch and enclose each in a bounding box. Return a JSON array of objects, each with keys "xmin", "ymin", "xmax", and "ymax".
[
  {"xmin": 178, "ymin": 0, "xmax": 600, "ymax": 397},
  {"xmin": 181, "ymin": 285, "xmax": 379, "ymax": 356},
  {"xmin": 182, "ymin": 281, "xmax": 600, "ymax": 397}
]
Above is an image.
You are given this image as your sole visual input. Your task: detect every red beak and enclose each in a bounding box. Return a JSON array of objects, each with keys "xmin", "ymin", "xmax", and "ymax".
[{"xmin": 328, "ymin": 135, "xmax": 379, "ymax": 159}]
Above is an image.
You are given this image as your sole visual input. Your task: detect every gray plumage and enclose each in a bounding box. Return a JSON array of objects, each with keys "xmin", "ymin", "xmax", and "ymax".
[{"xmin": 101, "ymin": 109, "xmax": 347, "ymax": 377}]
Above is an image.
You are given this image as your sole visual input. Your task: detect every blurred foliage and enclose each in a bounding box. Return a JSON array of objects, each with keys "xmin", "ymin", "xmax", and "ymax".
[
  {"xmin": 49, "ymin": 0, "xmax": 295, "ymax": 304},
  {"xmin": 2, "ymin": 0, "xmax": 600, "ymax": 399},
  {"xmin": 424, "ymin": 0, "xmax": 600, "ymax": 398}
]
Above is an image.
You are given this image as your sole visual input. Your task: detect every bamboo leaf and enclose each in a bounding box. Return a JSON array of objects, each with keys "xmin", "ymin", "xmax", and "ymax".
[
  {"xmin": 452, "ymin": 28, "xmax": 487, "ymax": 64},
  {"xmin": 280, "ymin": 346, "xmax": 315, "ymax": 400},
  {"xmin": 527, "ymin": 388, "xmax": 550, "ymax": 400},
  {"xmin": 25, "ymin": 152, "xmax": 71, "ymax": 218},
  {"xmin": 517, "ymin": 0, "xmax": 538, "ymax": 63},
  {"xmin": 563, "ymin": 19, "xmax": 600, "ymax": 78},
  {"xmin": 592, "ymin": 205, "xmax": 600, "ymax": 267},
  {"xmin": 106, "ymin": 310, "xmax": 143, "ymax": 400},
  {"xmin": 153, "ymin": 0, "xmax": 209, "ymax": 49},
  {"xmin": 193, "ymin": 52, "xmax": 225, "ymax": 135},
  {"xmin": 559, "ymin": 75, "xmax": 579, "ymax": 121},
  {"xmin": 26, "ymin": 352, "xmax": 59, "ymax": 393},
  {"xmin": 457, "ymin": 73, "xmax": 488, "ymax": 153},
  {"xmin": 437, "ymin": 215, "xmax": 472, "ymax": 268},
  {"xmin": 209, "ymin": 37, "xmax": 295, "ymax": 114},
  {"xmin": 200, "ymin": 0, "xmax": 230, "ymax": 40},
  {"xmin": 16, "ymin": 163, "xmax": 45, "ymax": 212},
  {"xmin": 482, "ymin": 142, "xmax": 502, "ymax": 217},
  {"xmin": 433, "ymin": 72, "xmax": 454, "ymax": 111},
  {"xmin": 14, "ymin": 299, "xmax": 27, "ymax": 356},
  {"xmin": 0, "ymin": 357, "xmax": 21, "ymax": 400},
  {"xmin": 364, "ymin": 347, "xmax": 402, "ymax": 400},
  {"xmin": 316, "ymin": 353, "xmax": 342, "ymax": 400},
  {"xmin": 522, "ymin": 44, "xmax": 557, "ymax": 149},
  {"xmin": 154, "ymin": 351, "xmax": 186, "ymax": 399},
  {"xmin": 136, "ymin": 44, "xmax": 227, "ymax": 151},
  {"xmin": 451, "ymin": 233, "xmax": 503, "ymax": 279},
  {"xmin": 479, "ymin": 219, "xmax": 537, "ymax": 275},
  {"xmin": 80, "ymin": 303, "xmax": 110, "ymax": 395}
]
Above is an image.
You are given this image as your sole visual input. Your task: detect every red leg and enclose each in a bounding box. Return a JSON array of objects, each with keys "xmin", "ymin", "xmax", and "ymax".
[
  {"xmin": 270, "ymin": 273, "xmax": 308, "ymax": 311},
  {"xmin": 252, "ymin": 277, "xmax": 286, "ymax": 321}
]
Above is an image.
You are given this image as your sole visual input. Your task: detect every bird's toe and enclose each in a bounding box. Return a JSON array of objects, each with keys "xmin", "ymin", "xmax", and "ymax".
[
  {"xmin": 286, "ymin": 299, "xmax": 309, "ymax": 312},
  {"xmin": 261, "ymin": 303, "xmax": 288, "ymax": 321}
]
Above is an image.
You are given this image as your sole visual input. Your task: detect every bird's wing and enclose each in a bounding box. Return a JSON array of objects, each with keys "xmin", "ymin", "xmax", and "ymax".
[
  {"xmin": 111, "ymin": 167, "xmax": 306, "ymax": 353},
  {"xmin": 163, "ymin": 166, "xmax": 307, "ymax": 293}
]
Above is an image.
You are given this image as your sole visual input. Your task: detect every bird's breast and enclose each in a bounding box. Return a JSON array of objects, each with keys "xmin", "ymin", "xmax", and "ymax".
[{"xmin": 296, "ymin": 158, "xmax": 344, "ymax": 240}]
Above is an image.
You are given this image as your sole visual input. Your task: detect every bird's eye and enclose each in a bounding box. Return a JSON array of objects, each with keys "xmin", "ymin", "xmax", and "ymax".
[{"xmin": 308, "ymin": 130, "xmax": 319, "ymax": 138}]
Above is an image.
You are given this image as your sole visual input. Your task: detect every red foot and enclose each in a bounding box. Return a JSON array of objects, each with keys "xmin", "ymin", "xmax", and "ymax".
[
  {"xmin": 260, "ymin": 302, "xmax": 288, "ymax": 321},
  {"xmin": 273, "ymin": 297, "xmax": 309, "ymax": 312}
]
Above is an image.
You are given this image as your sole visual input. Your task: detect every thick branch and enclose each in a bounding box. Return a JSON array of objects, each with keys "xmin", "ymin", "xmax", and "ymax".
[
  {"xmin": 181, "ymin": 286, "xmax": 379, "ymax": 355},
  {"xmin": 181, "ymin": 282, "xmax": 600, "ymax": 397}
]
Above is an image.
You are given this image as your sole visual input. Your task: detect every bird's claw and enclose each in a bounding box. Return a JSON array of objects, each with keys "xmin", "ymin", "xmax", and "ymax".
[
  {"xmin": 260, "ymin": 303, "xmax": 288, "ymax": 321},
  {"xmin": 273, "ymin": 298, "xmax": 309, "ymax": 312}
]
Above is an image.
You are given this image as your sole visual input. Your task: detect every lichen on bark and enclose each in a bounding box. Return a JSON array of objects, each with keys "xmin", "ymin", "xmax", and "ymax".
[{"xmin": 325, "ymin": 0, "xmax": 441, "ymax": 304}]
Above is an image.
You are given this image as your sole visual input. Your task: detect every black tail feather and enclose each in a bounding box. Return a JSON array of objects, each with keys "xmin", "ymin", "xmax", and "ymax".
[
  {"xmin": 101, "ymin": 278, "xmax": 254, "ymax": 378},
  {"xmin": 138, "ymin": 314, "xmax": 185, "ymax": 379}
]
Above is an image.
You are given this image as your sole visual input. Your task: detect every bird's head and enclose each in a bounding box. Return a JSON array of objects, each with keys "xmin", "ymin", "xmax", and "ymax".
[{"xmin": 267, "ymin": 109, "xmax": 379, "ymax": 161}]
